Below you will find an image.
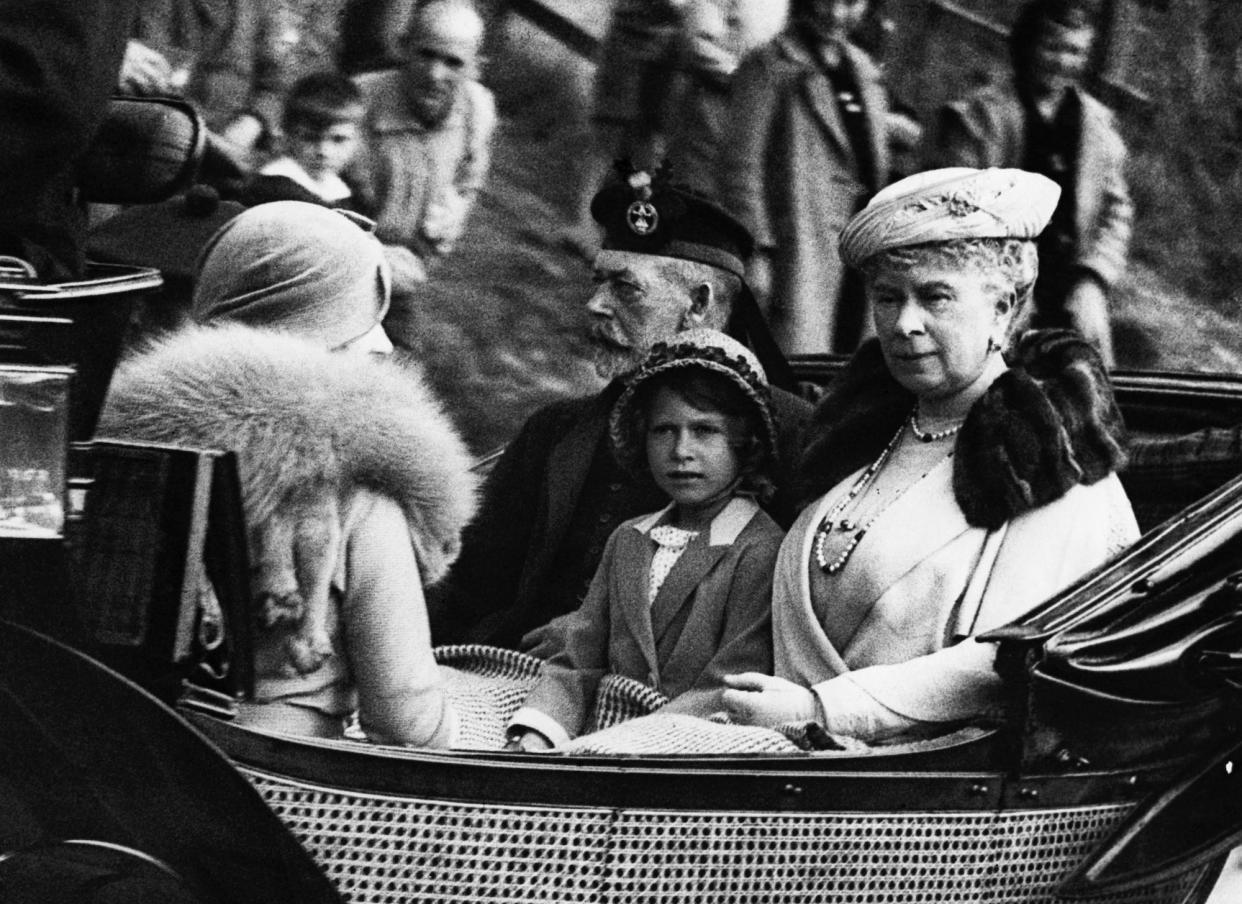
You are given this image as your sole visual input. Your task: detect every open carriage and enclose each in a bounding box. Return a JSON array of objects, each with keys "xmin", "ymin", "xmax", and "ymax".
[{"xmin": 2, "ymin": 263, "xmax": 1241, "ymax": 903}]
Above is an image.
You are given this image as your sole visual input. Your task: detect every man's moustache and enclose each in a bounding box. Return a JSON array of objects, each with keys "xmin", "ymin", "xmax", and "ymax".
[{"xmin": 589, "ymin": 325, "xmax": 630, "ymax": 350}]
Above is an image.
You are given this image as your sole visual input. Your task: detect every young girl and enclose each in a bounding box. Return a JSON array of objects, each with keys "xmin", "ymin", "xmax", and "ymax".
[{"xmin": 505, "ymin": 329, "xmax": 785, "ymax": 751}]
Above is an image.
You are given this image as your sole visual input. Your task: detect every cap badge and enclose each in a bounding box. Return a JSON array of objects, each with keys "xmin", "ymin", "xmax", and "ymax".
[{"xmin": 626, "ymin": 199, "xmax": 659, "ymax": 236}]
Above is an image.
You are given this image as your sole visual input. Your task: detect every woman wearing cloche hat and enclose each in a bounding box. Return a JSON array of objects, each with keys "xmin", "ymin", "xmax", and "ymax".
[
  {"xmin": 97, "ymin": 201, "xmax": 477, "ymax": 748},
  {"xmin": 723, "ymin": 167, "xmax": 1139, "ymax": 741}
]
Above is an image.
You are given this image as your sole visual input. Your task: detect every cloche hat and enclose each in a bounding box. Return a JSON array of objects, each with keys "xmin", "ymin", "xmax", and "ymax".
[{"xmin": 191, "ymin": 201, "xmax": 391, "ymax": 349}]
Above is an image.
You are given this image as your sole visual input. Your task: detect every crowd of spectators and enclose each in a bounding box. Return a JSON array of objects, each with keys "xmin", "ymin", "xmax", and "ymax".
[
  {"xmin": 2, "ymin": 0, "xmax": 1127, "ymax": 361},
  {"xmin": 569, "ymin": 0, "xmax": 1128, "ymax": 362}
]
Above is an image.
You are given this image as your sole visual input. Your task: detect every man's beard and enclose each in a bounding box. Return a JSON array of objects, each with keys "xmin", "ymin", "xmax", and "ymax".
[{"xmin": 589, "ymin": 327, "xmax": 648, "ymax": 381}]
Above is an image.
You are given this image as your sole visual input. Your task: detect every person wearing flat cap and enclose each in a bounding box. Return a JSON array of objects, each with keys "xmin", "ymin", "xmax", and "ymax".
[
  {"xmin": 722, "ymin": 167, "xmax": 1139, "ymax": 741},
  {"xmin": 428, "ymin": 168, "xmax": 811, "ymax": 652},
  {"xmin": 97, "ymin": 201, "xmax": 478, "ymax": 748}
]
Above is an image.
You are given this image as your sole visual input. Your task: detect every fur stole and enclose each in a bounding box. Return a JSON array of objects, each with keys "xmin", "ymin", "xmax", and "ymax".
[
  {"xmin": 796, "ymin": 330, "xmax": 1128, "ymax": 529},
  {"xmin": 97, "ymin": 323, "xmax": 479, "ymax": 584}
]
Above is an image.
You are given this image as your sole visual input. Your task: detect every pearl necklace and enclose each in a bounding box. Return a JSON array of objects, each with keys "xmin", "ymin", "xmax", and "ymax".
[
  {"xmin": 812, "ymin": 419, "xmax": 905, "ymax": 575},
  {"xmin": 908, "ymin": 406, "xmax": 964, "ymax": 443},
  {"xmin": 812, "ymin": 410, "xmax": 955, "ymax": 575}
]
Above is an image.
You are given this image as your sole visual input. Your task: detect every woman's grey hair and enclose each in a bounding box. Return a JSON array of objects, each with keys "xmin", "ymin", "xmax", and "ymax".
[{"xmin": 859, "ymin": 238, "xmax": 1040, "ymax": 333}]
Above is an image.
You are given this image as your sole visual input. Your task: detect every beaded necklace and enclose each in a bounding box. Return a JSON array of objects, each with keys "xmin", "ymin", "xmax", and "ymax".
[
  {"xmin": 909, "ymin": 405, "xmax": 965, "ymax": 443},
  {"xmin": 812, "ymin": 408, "xmax": 956, "ymax": 575}
]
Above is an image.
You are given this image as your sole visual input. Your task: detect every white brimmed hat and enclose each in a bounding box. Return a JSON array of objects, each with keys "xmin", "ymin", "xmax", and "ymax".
[{"xmin": 839, "ymin": 167, "xmax": 1061, "ymax": 268}]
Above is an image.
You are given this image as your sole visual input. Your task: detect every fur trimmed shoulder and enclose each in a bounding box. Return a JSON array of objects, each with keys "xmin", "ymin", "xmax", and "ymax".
[
  {"xmin": 97, "ymin": 324, "xmax": 478, "ymax": 583},
  {"xmin": 795, "ymin": 330, "xmax": 1127, "ymax": 528},
  {"xmin": 954, "ymin": 330, "xmax": 1127, "ymax": 529}
]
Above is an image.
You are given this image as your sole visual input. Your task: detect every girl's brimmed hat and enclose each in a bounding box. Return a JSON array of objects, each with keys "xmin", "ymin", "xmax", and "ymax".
[
  {"xmin": 609, "ymin": 328, "xmax": 778, "ymax": 469},
  {"xmin": 838, "ymin": 167, "xmax": 1061, "ymax": 268}
]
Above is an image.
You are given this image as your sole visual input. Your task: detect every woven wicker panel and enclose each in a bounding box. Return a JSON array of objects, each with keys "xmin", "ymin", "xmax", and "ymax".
[
  {"xmin": 245, "ymin": 769, "xmax": 1214, "ymax": 904},
  {"xmin": 603, "ymin": 808, "xmax": 1210, "ymax": 904},
  {"xmin": 249, "ymin": 771, "xmax": 615, "ymax": 903}
]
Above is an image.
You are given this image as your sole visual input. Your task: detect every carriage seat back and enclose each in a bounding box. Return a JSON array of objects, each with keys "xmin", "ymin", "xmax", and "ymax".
[{"xmin": 1122, "ymin": 426, "xmax": 1242, "ymax": 533}]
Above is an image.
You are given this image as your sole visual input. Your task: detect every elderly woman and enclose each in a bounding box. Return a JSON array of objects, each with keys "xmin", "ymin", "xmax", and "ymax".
[
  {"xmin": 723, "ymin": 168, "xmax": 1138, "ymax": 742},
  {"xmin": 97, "ymin": 202, "xmax": 477, "ymax": 748}
]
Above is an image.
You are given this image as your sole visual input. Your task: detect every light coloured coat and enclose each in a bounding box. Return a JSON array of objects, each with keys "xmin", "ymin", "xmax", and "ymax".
[
  {"xmin": 781, "ymin": 331, "xmax": 1137, "ymax": 742},
  {"xmin": 353, "ymin": 69, "xmax": 496, "ymax": 289},
  {"xmin": 775, "ymin": 466, "xmax": 1137, "ymax": 741},
  {"xmin": 717, "ymin": 33, "xmax": 889, "ymax": 354},
  {"xmin": 512, "ymin": 497, "xmax": 781, "ymax": 745}
]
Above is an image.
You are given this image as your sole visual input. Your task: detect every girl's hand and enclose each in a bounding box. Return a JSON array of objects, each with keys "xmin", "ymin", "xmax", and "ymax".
[{"xmin": 722, "ymin": 673, "xmax": 822, "ymax": 726}]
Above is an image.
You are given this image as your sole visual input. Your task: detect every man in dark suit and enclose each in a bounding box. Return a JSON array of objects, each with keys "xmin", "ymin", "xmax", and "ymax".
[
  {"xmin": 428, "ymin": 169, "xmax": 811, "ymax": 650},
  {"xmin": 928, "ymin": 0, "xmax": 1131, "ymax": 366}
]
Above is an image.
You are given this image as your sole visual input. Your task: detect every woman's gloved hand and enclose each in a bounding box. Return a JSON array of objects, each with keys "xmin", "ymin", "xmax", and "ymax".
[
  {"xmin": 722, "ymin": 672, "xmax": 824, "ymax": 727},
  {"xmin": 504, "ymin": 728, "xmax": 554, "ymax": 752}
]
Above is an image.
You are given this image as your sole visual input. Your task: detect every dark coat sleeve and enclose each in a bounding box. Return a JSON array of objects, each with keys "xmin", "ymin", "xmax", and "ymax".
[
  {"xmin": 515, "ymin": 526, "xmax": 622, "ymax": 739},
  {"xmin": 925, "ymin": 87, "xmax": 1021, "ymax": 171},
  {"xmin": 425, "ymin": 400, "xmax": 568, "ymax": 644},
  {"xmin": 0, "ymin": 0, "xmax": 136, "ymax": 277},
  {"xmin": 768, "ymin": 386, "xmax": 813, "ymax": 528}
]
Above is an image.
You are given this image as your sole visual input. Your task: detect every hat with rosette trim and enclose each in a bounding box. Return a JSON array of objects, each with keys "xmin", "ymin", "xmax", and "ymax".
[{"xmin": 838, "ymin": 167, "xmax": 1061, "ymax": 268}]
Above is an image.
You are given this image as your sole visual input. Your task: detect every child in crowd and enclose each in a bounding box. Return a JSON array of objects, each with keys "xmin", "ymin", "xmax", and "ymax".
[
  {"xmin": 505, "ymin": 329, "xmax": 784, "ymax": 751},
  {"xmin": 259, "ymin": 71, "xmax": 367, "ymax": 210}
]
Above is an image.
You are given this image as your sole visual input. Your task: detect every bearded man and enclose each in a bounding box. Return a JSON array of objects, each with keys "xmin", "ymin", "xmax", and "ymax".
[{"xmin": 428, "ymin": 172, "xmax": 810, "ymax": 650}]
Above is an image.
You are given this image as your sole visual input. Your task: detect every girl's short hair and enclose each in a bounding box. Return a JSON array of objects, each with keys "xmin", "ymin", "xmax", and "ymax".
[{"xmin": 612, "ymin": 367, "xmax": 777, "ymax": 504}]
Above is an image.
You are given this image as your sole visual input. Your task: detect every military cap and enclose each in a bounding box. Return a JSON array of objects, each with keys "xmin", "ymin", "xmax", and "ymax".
[{"xmin": 590, "ymin": 164, "xmax": 754, "ymax": 278}]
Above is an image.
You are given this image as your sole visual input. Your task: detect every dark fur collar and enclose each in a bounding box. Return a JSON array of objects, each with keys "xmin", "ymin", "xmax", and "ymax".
[{"xmin": 795, "ymin": 330, "xmax": 1128, "ymax": 529}]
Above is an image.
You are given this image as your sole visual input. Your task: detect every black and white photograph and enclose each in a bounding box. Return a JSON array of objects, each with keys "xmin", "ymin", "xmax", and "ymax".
[{"xmin": 1, "ymin": 1, "xmax": 1241, "ymax": 901}]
